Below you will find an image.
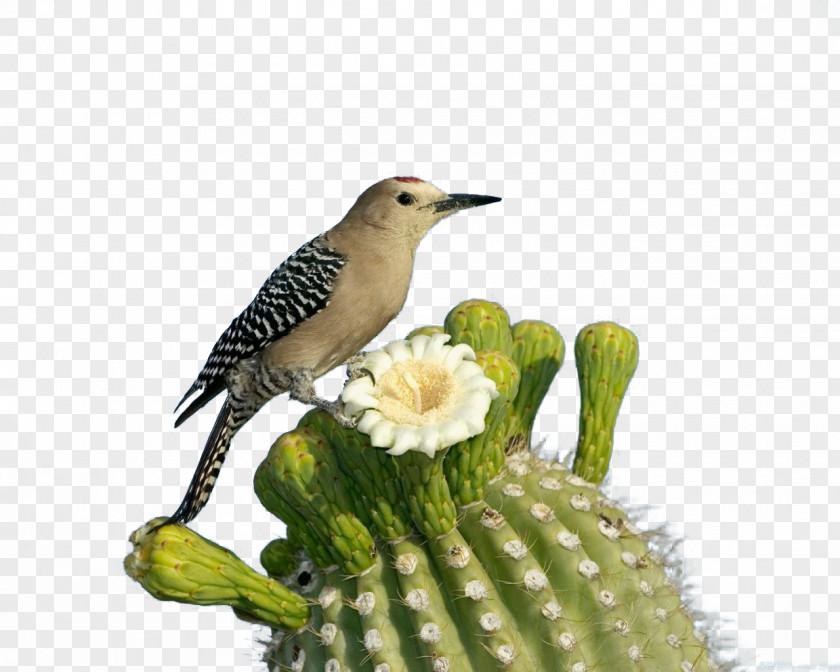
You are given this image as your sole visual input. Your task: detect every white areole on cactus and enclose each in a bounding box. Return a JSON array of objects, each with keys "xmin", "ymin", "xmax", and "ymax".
[{"xmin": 341, "ymin": 333, "xmax": 499, "ymax": 457}]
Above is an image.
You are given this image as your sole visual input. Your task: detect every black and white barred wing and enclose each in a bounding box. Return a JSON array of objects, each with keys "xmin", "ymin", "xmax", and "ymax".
[{"xmin": 174, "ymin": 237, "xmax": 347, "ymax": 424}]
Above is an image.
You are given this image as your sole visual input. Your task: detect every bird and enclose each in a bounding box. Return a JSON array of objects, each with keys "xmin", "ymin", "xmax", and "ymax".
[{"xmin": 163, "ymin": 177, "xmax": 501, "ymax": 526}]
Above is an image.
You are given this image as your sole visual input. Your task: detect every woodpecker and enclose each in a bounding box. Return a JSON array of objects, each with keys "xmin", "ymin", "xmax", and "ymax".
[{"xmin": 164, "ymin": 177, "xmax": 501, "ymax": 526}]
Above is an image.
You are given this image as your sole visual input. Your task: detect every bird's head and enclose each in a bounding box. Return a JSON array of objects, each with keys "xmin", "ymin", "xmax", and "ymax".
[{"xmin": 346, "ymin": 177, "xmax": 501, "ymax": 245}]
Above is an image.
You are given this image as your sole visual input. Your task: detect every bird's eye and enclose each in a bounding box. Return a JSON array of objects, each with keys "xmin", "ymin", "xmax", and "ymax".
[{"xmin": 397, "ymin": 192, "xmax": 415, "ymax": 206}]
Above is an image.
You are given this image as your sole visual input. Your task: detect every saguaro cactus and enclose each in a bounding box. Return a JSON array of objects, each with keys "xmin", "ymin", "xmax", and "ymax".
[{"xmin": 126, "ymin": 299, "xmax": 727, "ymax": 672}]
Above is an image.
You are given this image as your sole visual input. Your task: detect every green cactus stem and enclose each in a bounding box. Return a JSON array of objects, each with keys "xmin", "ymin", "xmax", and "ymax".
[
  {"xmin": 426, "ymin": 527, "xmax": 536, "ymax": 670},
  {"xmin": 124, "ymin": 519, "xmax": 310, "ymax": 631},
  {"xmin": 386, "ymin": 535, "xmax": 471, "ymax": 670},
  {"xmin": 254, "ymin": 426, "xmax": 376, "ymax": 575},
  {"xmin": 253, "ymin": 451, "xmax": 723, "ymax": 671},
  {"xmin": 393, "ymin": 449, "xmax": 458, "ymax": 539},
  {"xmin": 456, "ymin": 502, "xmax": 561, "ymax": 665},
  {"xmin": 319, "ymin": 571, "xmax": 368, "ymax": 671},
  {"xmin": 505, "ymin": 319, "xmax": 565, "ymax": 452},
  {"xmin": 299, "ymin": 408, "xmax": 413, "ymax": 541},
  {"xmin": 572, "ymin": 321, "xmax": 640, "ymax": 484},
  {"xmin": 405, "ymin": 325, "xmax": 445, "ymax": 339},
  {"xmin": 444, "ymin": 299, "xmax": 514, "ymax": 355},
  {"xmin": 444, "ymin": 348, "xmax": 520, "ymax": 508},
  {"xmin": 127, "ymin": 301, "xmax": 726, "ymax": 672},
  {"xmin": 260, "ymin": 538, "xmax": 302, "ymax": 578},
  {"xmin": 351, "ymin": 541, "xmax": 418, "ymax": 671}
]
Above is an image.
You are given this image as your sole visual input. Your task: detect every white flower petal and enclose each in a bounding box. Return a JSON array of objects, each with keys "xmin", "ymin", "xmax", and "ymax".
[
  {"xmin": 363, "ymin": 351, "xmax": 396, "ymax": 381},
  {"xmin": 342, "ymin": 400, "xmax": 366, "ymax": 418},
  {"xmin": 422, "ymin": 333, "xmax": 452, "ymax": 363},
  {"xmin": 443, "ymin": 343, "xmax": 476, "ymax": 369},
  {"xmin": 370, "ymin": 427, "xmax": 395, "ymax": 449},
  {"xmin": 418, "ymin": 425, "xmax": 442, "ymax": 455},
  {"xmin": 434, "ymin": 418, "xmax": 471, "ymax": 446},
  {"xmin": 416, "ymin": 443, "xmax": 437, "ymax": 458},
  {"xmin": 459, "ymin": 375, "xmax": 498, "ymax": 395},
  {"xmin": 340, "ymin": 332, "xmax": 498, "ymax": 458},
  {"xmin": 388, "ymin": 426, "xmax": 421, "ymax": 455},
  {"xmin": 341, "ymin": 376, "xmax": 374, "ymax": 397},
  {"xmin": 358, "ymin": 392, "xmax": 382, "ymax": 409},
  {"xmin": 457, "ymin": 394, "xmax": 494, "ymax": 417},
  {"xmin": 452, "ymin": 405, "xmax": 489, "ymax": 434},
  {"xmin": 453, "ymin": 360, "xmax": 485, "ymax": 382},
  {"xmin": 341, "ymin": 378, "xmax": 379, "ymax": 414},
  {"xmin": 358, "ymin": 409, "xmax": 382, "ymax": 432},
  {"xmin": 384, "ymin": 340, "xmax": 412, "ymax": 363},
  {"xmin": 367, "ymin": 417, "xmax": 397, "ymax": 448},
  {"xmin": 408, "ymin": 334, "xmax": 430, "ymax": 360}
]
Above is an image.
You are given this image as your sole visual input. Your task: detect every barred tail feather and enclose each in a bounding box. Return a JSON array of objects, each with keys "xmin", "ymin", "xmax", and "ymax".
[
  {"xmin": 174, "ymin": 381, "xmax": 201, "ymax": 413},
  {"xmin": 174, "ymin": 380, "xmax": 226, "ymax": 428},
  {"xmin": 166, "ymin": 398, "xmax": 238, "ymax": 526}
]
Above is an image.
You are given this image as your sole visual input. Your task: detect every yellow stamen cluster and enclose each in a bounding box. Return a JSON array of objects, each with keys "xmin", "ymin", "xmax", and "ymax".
[{"xmin": 377, "ymin": 361, "xmax": 456, "ymax": 425}]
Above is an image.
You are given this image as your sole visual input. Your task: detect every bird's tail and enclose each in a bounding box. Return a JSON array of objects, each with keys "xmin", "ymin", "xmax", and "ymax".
[{"xmin": 164, "ymin": 397, "xmax": 239, "ymax": 526}]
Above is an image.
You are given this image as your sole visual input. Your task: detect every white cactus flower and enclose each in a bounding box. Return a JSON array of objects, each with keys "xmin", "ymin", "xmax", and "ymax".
[{"xmin": 341, "ymin": 333, "xmax": 498, "ymax": 458}]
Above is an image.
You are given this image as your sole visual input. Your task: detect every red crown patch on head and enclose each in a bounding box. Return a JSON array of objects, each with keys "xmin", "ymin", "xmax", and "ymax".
[{"xmin": 394, "ymin": 176, "xmax": 423, "ymax": 183}]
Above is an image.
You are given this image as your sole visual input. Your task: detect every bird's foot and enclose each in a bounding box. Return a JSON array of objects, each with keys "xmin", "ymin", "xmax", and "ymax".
[
  {"xmin": 301, "ymin": 393, "xmax": 358, "ymax": 428},
  {"xmin": 288, "ymin": 369, "xmax": 359, "ymax": 428},
  {"xmin": 346, "ymin": 352, "xmax": 376, "ymax": 384},
  {"xmin": 322, "ymin": 399, "xmax": 358, "ymax": 429}
]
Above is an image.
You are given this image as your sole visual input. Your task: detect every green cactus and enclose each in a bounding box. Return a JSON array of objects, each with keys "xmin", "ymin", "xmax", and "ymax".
[
  {"xmin": 405, "ymin": 325, "xmax": 445, "ymax": 340},
  {"xmin": 124, "ymin": 519, "xmax": 310, "ymax": 631},
  {"xmin": 444, "ymin": 298, "xmax": 514, "ymax": 354},
  {"xmin": 126, "ymin": 299, "xmax": 727, "ymax": 672},
  {"xmin": 444, "ymin": 348, "xmax": 520, "ymax": 508},
  {"xmin": 572, "ymin": 321, "xmax": 639, "ymax": 485},
  {"xmin": 507, "ymin": 318, "xmax": 565, "ymax": 452}
]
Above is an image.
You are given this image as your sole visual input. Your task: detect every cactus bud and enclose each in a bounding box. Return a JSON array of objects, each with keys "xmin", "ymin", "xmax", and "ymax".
[
  {"xmin": 572, "ymin": 322, "xmax": 639, "ymax": 484},
  {"xmin": 124, "ymin": 519, "xmax": 310, "ymax": 630},
  {"xmin": 444, "ymin": 299, "xmax": 514, "ymax": 355},
  {"xmin": 507, "ymin": 320, "xmax": 565, "ymax": 452}
]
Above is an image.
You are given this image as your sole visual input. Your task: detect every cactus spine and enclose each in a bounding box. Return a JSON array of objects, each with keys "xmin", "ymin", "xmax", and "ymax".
[{"xmin": 126, "ymin": 299, "xmax": 725, "ymax": 672}]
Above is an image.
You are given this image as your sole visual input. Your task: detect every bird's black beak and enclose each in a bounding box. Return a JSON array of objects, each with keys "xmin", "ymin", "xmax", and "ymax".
[{"xmin": 432, "ymin": 193, "xmax": 502, "ymax": 213}]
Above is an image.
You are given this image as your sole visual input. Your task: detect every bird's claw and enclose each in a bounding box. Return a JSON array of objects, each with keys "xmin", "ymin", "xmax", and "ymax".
[
  {"xmin": 346, "ymin": 353, "xmax": 375, "ymax": 385},
  {"xmin": 324, "ymin": 399, "xmax": 358, "ymax": 429},
  {"xmin": 335, "ymin": 413, "xmax": 358, "ymax": 430},
  {"xmin": 355, "ymin": 367, "xmax": 376, "ymax": 385}
]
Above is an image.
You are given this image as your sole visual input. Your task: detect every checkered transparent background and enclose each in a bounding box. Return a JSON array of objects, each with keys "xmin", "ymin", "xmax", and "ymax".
[{"xmin": 2, "ymin": 1, "xmax": 838, "ymax": 670}]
